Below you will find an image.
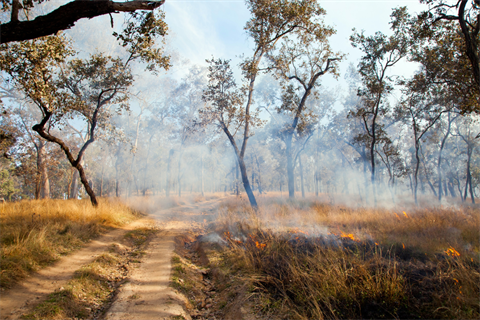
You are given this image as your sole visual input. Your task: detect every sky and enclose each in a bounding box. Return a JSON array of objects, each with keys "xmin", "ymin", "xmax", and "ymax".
[
  {"xmin": 3, "ymin": 0, "xmax": 431, "ymax": 109},
  {"xmin": 160, "ymin": 0, "xmax": 428, "ymax": 84}
]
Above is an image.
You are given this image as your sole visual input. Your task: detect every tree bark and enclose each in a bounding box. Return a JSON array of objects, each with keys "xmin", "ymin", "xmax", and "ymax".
[
  {"xmin": 38, "ymin": 140, "xmax": 50, "ymax": 199},
  {"xmin": 70, "ymin": 168, "xmax": 79, "ymax": 199}
]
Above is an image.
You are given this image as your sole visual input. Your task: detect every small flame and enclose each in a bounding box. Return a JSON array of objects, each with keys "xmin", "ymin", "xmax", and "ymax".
[
  {"xmin": 394, "ymin": 212, "xmax": 401, "ymax": 220},
  {"xmin": 402, "ymin": 243, "xmax": 405, "ymax": 249},
  {"xmin": 445, "ymin": 247, "xmax": 460, "ymax": 257},
  {"xmin": 255, "ymin": 241, "xmax": 266, "ymax": 249},
  {"xmin": 403, "ymin": 211, "xmax": 409, "ymax": 218},
  {"xmin": 339, "ymin": 230, "xmax": 358, "ymax": 241}
]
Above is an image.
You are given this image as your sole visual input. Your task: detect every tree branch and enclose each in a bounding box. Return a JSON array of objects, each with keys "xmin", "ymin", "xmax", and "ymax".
[{"xmin": 1, "ymin": 0, "xmax": 165, "ymax": 44}]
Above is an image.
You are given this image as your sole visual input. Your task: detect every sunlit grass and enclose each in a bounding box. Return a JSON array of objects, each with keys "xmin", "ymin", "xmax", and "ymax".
[{"xmin": 0, "ymin": 198, "xmax": 140, "ymax": 289}]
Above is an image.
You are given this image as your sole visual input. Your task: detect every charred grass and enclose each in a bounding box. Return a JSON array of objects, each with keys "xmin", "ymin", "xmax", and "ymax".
[
  {"xmin": 195, "ymin": 196, "xmax": 480, "ymax": 319},
  {"xmin": 20, "ymin": 226, "xmax": 157, "ymax": 320},
  {"xmin": 0, "ymin": 198, "xmax": 142, "ymax": 289}
]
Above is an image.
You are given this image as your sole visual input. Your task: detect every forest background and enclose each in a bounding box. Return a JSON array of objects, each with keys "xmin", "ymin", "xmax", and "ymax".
[{"xmin": 0, "ymin": 0, "xmax": 478, "ymax": 208}]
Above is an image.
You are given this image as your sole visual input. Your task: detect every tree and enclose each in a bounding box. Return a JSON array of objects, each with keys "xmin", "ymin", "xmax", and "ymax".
[
  {"xmin": 419, "ymin": 0, "xmax": 480, "ymax": 96},
  {"xmin": 0, "ymin": 0, "xmax": 169, "ymax": 205},
  {"xmin": 201, "ymin": 0, "xmax": 338, "ymax": 208},
  {"xmin": 269, "ymin": 31, "xmax": 341, "ymax": 198},
  {"xmin": 0, "ymin": 0, "xmax": 165, "ymax": 44},
  {"xmin": 395, "ymin": 91, "xmax": 447, "ymax": 205},
  {"xmin": 455, "ymin": 114, "xmax": 479, "ymax": 203},
  {"xmin": 349, "ymin": 8, "xmax": 409, "ymax": 205}
]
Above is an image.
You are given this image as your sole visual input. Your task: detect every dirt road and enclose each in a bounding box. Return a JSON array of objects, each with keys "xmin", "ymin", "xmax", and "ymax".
[
  {"xmin": 0, "ymin": 197, "xmax": 224, "ymax": 320},
  {"xmin": 104, "ymin": 198, "xmax": 223, "ymax": 320}
]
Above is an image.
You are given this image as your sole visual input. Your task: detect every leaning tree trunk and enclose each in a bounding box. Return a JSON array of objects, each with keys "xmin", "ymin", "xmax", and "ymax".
[{"xmin": 238, "ymin": 157, "xmax": 258, "ymax": 208}]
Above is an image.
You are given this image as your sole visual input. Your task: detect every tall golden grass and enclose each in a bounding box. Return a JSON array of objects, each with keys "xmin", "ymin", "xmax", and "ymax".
[
  {"xmin": 212, "ymin": 196, "xmax": 480, "ymax": 319},
  {"xmin": 0, "ymin": 198, "xmax": 140, "ymax": 289}
]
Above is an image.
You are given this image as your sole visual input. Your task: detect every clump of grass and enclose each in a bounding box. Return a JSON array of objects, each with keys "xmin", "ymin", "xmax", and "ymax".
[{"xmin": 0, "ymin": 198, "xmax": 139, "ymax": 289}]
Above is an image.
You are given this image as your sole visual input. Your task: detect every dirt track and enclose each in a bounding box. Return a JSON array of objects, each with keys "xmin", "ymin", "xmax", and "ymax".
[
  {"xmin": 104, "ymin": 198, "xmax": 222, "ymax": 320},
  {"xmin": 0, "ymin": 198, "xmax": 224, "ymax": 320}
]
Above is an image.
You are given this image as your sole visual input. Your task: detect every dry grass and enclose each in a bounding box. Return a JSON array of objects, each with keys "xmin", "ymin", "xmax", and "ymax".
[
  {"xmin": 0, "ymin": 198, "xmax": 141, "ymax": 289},
  {"xmin": 210, "ymin": 196, "xmax": 480, "ymax": 319}
]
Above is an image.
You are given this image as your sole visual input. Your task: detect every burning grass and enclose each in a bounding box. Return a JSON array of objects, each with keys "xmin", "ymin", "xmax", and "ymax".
[
  {"xmin": 206, "ymin": 196, "xmax": 480, "ymax": 319},
  {"xmin": 0, "ymin": 198, "xmax": 141, "ymax": 289}
]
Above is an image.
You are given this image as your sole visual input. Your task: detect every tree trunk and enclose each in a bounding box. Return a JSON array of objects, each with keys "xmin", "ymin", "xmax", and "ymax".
[
  {"xmin": 235, "ymin": 162, "xmax": 239, "ymax": 196},
  {"xmin": 438, "ymin": 113, "xmax": 453, "ymax": 202},
  {"xmin": 299, "ymin": 154, "xmax": 305, "ymax": 198},
  {"xmin": 238, "ymin": 157, "xmax": 258, "ymax": 208},
  {"xmin": 37, "ymin": 140, "xmax": 50, "ymax": 199},
  {"xmin": 286, "ymin": 136, "xmax": 295, "ymax": 198},
  {"xmin": 70, "ymin": 169, "xmax": 79, "ymax": 199},
  {"xmin": 466, "ymin": 145, "xmax": 475, "ymax": 204},
  {"xmin": 414, "ymin": 145, "xmax": 420, "ymax": 206}
]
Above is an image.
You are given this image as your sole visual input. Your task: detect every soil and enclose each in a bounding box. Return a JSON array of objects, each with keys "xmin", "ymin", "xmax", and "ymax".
[{"xmin": 0, "ymin": 197, "xmax": 227, "ymax": 320}]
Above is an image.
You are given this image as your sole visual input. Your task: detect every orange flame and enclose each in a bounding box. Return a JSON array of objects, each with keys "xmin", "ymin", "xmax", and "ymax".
[
  {"xmin": 255, "ymin": 241, "xmax": 266, "ymax": 249},
  {"xmin": 403, "ymin": 211, "xmax": 409, "ymax": 218},
  {"xmin": 339, "ymin": 230, "xmax": 358, "ymax": 241},
  {"xmin": 445, "ymin": 247, "xmax": 460, "ymax": 257},
  {"xmin": 402, "ymin": 243, "xmax": 405, "ymax": 249},
  {"xmin": 394, "ymin": 212, "xmax": 401, "ymax": 220}
]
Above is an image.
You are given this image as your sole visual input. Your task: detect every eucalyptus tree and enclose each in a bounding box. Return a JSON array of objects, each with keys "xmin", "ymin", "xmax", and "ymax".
[
  {"xmin": 0, "ymin": 11, "xmax": 169, "ymax": 206},
  {"xmin": 419, "ymin": 0, "xmax": 480, "ymax": 98},
  {"xmin": 395, "ymin": 88, "xmax": 448, "ymax": 205},
  {"xmin": 201, "ymin": 0, "xmax": 339, "ymax": 209},
  {"xmin": 454, "ymin": 114, "xmax": 479, "ymax": 203},
  {"xmin": 268, "ymin": 27, "xmax": 342, "ymax": 198},
  {"xmin": 349, "ymin": 8, "xmax": 410, "ymax": 205}
]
